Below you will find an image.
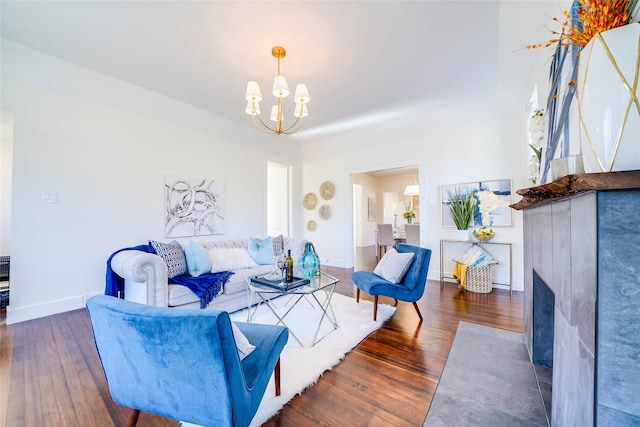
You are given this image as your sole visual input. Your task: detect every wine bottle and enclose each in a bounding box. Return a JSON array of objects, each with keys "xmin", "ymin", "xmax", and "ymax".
[{"xmin": 285, "ymin": 249, "xmax": 294, "ymax": 282}]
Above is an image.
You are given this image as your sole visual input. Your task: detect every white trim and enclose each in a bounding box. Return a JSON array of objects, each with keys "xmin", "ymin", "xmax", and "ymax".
[{"xmin": 6, "ymin": 291, "xmax": 101, "ymax": 325}]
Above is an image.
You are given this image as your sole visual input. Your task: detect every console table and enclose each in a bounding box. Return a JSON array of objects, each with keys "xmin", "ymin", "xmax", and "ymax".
[{"xmin": 439, "ymin": 239, "xmax": 513, "ymax": 296}]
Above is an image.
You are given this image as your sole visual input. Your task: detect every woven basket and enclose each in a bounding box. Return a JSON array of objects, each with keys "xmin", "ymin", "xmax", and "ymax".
[{"xmin": 465, "ymin": 265, "xmax": 494, "ymax": 293}]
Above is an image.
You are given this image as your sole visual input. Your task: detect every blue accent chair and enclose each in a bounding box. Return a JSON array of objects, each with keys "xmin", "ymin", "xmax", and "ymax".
[
  {"xmin": 353, "ymin": 243, "xmax": 432, "ymax": 321},
  {"xmin": 86, "ymin": 295, "xmax": 288, "ymax": 427}
]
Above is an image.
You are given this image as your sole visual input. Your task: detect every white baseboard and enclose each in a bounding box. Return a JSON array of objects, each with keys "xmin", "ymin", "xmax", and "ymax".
[{"xmin": 6, "ymin": 291, "xmax": 102, "ymax": 325}]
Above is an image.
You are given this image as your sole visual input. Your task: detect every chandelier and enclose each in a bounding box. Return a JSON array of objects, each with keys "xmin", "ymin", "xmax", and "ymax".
[{"xmin": 245, "ymin": 46, "xmax": 310, "ymax": 135}]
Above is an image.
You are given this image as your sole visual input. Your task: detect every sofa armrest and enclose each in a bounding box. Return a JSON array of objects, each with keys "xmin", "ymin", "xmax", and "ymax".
[{"xmin": 111, "ymin": 250, "xmax": 169, "ymax": 306}]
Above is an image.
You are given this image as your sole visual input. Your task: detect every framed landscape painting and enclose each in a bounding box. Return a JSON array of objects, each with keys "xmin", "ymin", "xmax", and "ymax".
[{"xmin": 441, "ymin": 179, "xmax": 512, "ymax": 228}]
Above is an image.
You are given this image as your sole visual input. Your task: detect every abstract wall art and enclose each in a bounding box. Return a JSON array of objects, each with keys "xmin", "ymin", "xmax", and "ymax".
[
  {"xmin": 164, "ymin": 175, "xmax": 225, "ymax": 237},
  {"xmin": 441, "ymin": 179, "xmax": 512, "ymax": 228}
]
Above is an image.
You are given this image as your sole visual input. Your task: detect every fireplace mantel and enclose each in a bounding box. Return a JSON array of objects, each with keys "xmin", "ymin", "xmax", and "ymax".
[
  {"xmin": 520, "ymin": 178, "xmax": 640, "ymax": 426},
  {"xmin": 512, "ymin": 170, "xmax": 640, "ymax": 210}
]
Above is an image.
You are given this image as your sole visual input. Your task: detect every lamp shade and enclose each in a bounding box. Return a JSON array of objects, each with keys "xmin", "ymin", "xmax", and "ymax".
[
  {"xmin": 294, "ymin": 84, "xmax": 310, "ymax": 103},
  {"xmin": 294, "ymin": 103, "xmax": 309, "ymax": 118},
  {"xmin": 404, "ymin": 185, "xmax": 419, "ymax": 196},
  {"xmin": 272, "ymin": 76, "xmax": 289, "ymax": 97},
  {"xmin": 245, "ymin": 81, "xmax": 262, "ymax": 102},
  {"xmin": 245, "ymin": 100, "xmax": 260, "ymax": 116},
  {"xmin": 270, "ymin": 105, "xmax": 283, "ymax": 122}
]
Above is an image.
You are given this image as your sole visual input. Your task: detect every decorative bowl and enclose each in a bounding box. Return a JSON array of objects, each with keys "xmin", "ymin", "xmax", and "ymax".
[{"xmin": 473, "ymin": 230, "xmax": 495, "ymax": 243}]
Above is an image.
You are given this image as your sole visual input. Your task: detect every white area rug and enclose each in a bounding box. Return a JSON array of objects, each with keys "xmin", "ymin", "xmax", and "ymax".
[{"xmin": 186, "ymin": 293, "xmax": 394, "ymax": 427}]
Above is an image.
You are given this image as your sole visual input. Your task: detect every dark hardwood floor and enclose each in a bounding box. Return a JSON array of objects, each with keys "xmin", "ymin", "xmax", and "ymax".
[{"xmin": 1, "ymin": 246, "xmax": 523, "ymax": 427}]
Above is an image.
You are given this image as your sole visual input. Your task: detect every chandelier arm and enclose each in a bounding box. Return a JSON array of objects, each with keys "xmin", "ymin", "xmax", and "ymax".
[
  {"xmin": 251, "ymin": 113, "xmax": 277, "ymax": 134},
  {"xmin": 282, "ymin": 116, "xmax": 304, "ymax": 134}
]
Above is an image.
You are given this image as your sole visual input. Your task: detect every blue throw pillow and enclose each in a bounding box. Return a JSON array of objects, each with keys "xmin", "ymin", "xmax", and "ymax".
[
  {"xmin": 184, "ymin": 240, "xmax": 212, "ymax": 277},
  {"xmin": 248, "ymin": 236, "xmax": 274, "ymax": 265}
]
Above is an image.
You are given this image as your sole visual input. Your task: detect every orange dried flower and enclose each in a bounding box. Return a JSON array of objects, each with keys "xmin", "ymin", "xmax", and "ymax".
[{"xmin": 528, "ymin": 0, "xmax": 636, "ymax": 50}]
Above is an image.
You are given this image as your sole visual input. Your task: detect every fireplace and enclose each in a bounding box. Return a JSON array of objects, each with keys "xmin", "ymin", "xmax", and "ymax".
[
  {"xmin": 532, "ymin": 271, "xmax": 554, "ymax": 368},
  {"xmin": 517, "ymin": 174, "xmax": 640, "ymax": 426}
]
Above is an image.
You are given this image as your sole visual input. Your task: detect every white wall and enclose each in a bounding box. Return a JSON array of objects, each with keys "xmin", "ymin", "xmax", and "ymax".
[
  {"xmin": 300, "ymin": 98, "xmax": 528, "ymax": 291},
  {"xmin": 0, "ymin": 110, "xmax": 13, "ymax": 256},
  {"xmin": 1, "ymin": 41, "xmax": 304, "ymax": 324}
]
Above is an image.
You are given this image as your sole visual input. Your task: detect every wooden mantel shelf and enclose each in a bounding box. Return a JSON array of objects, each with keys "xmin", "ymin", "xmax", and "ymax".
[{"xmin": 511, "ymin": 170, "xmax": 640, "ymax": 210}]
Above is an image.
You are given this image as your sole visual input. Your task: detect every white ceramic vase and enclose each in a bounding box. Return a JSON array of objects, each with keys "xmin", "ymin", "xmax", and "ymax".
[{"xmin": 576, "ymin": 23, "xmax": 640, "ymax": 173}]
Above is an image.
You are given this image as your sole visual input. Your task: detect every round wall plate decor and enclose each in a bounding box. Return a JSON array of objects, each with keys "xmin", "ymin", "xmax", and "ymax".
[
  {"xmin": 307, "ymin": 219, "xmax": 317, "ymax": 231},
  {"xmin": 303, "ymin": 193, "xmax": 317, "ymax": 210},
  {"xmin": 319, "ymin": 205, "xmax": 331, "ymax": 220},
  {"xmin": 319, "ymin": 181, "xmax": 335, "ymax": 200}
]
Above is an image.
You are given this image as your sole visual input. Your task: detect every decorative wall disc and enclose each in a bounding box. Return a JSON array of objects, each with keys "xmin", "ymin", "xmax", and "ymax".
[
  {"xmin": 319, "ymin": 181, "xmax": 335, "ymax": 200},
  {"xmin": 319, "ymin": 205, "xmax": 331, "ymax": 220},
  {"xmin": 303, "ymin": 193, "xmax": 317, "ymax": 210},
  {"xmin": 307, "ymin": 219, "xmax": 317, "ymax": 231}
]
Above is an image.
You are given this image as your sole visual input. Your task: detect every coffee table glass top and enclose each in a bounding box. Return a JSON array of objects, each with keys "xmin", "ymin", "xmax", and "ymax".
[{"xmin": 247, "ymin": 271, "xmax": 338, "ymax": 294}]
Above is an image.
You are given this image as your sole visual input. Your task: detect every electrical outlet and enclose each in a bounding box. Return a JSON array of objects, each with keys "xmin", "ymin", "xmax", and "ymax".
[{"xmin": 41, "ymin": 192, "xmax": 58, "ymax": 204}]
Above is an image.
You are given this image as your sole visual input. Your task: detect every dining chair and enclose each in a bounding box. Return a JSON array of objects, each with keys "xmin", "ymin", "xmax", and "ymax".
[
  {"xmin": 377, "ymin": 223, "xmax": 396, "ymax": 260},
  {"xmin": 86, "ymin": 295, "xmax": 288, "ymax": 427},
  {"xmin": 405, "ymin": 224, "xmax": 420, "ymax": 246}
]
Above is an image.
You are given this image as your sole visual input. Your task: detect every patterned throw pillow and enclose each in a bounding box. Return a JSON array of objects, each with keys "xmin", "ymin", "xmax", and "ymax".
[
  {"xmin": 452, "ymin": 244, "xmax": 498, "ymax": 267},
  {"xmin": 272, "ymin": 234, "xmax": 284, "ymax": 257},
  {"xmin": 149, "ymin": 240, "xmax": 187, "ymax": 278}
]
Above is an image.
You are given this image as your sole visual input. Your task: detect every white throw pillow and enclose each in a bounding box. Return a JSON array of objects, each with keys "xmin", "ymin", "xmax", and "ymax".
[
  {"xmin": 373, "ymin": 248, "xmax": 415, "ymax": 283},
  {"xmin": 208, "ymin": 248, "xmax": 258, "ymax": 273},
  {"xmin": 231, "ymin": 322, "xmax": 256, "ymax": 360}
]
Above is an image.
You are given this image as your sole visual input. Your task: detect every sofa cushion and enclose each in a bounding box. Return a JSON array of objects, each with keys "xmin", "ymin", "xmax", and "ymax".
[
  {"xmin": 209, "ymin": 248, "xmax": 257, "ymax": 273},
  {"xmin": 149, "ymin": 240, "xmax": 187, "ymax": 279},
  {"xmin": 184, "ymin": 241, "xmax": 212, "ymax": 277},
  {"xmin": 248, "ymin": 236, "xmax": 274, "ymax": 265},
  {"xmin": 167, "ymin": 283, "xmax": 201, "ymax": 306}
]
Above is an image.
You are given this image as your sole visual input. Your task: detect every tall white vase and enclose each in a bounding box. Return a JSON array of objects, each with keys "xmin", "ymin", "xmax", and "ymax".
[{"xmin": 576, "ymin": 23, "xmax": 640, "ymax": 173}]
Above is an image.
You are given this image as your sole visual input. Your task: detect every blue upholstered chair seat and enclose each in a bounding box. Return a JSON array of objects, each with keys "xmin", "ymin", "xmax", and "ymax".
[
  {"xmin": 352, "ymin": 271, "xmax": 415, "ymax": 300},
  {"xmin": 353, "ymin": 243, "xmax": 432, "ymax": 321},
  {"xmin": 86, "ymin": 295, "xmax": 288, "ymax": 427}
]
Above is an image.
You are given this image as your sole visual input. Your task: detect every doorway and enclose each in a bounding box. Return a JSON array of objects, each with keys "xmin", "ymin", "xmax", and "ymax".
[
  {"xmin": 351, "ymin": 165, "xmax": 420, "ymax": 270},
  {"xmin": 267, "ymin": 161, "xmax": 291, "ymax": 237}
]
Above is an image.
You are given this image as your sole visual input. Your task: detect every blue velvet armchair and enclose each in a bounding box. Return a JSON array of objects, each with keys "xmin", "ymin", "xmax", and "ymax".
[
  {"xmin": 86, "ymin": 295, "xmax": 288, "ymax": 427},
  {"xmin": 352, "ymin": 243, "xmax": 431, "ymax": 321}
]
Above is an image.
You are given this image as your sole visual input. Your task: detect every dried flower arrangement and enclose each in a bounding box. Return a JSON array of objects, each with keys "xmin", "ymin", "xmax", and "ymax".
[{"xmin": 528, "ymin": 0, "xmax": 638, "ymax": 50}]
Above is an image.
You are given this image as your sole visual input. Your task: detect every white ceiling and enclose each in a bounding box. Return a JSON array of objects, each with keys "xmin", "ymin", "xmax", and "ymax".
[{"xmin": 0, "ymin": 1, "xmax": 552, "ymax": 143}]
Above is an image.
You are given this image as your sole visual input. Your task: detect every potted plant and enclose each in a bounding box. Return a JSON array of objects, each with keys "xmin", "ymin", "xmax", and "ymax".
[
  {"xmin": 447, "ymin": 188, "xmax": 476, "ymax": 230},
  {"xmin": 403, "ymin": 200, "xmax": 416, "ymax": 224}
]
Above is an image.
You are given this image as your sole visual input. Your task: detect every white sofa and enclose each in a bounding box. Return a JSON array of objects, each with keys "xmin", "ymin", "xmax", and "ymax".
[{"xmin": 110, "ymin": 237, "xmax": 306, "ymax": 313}]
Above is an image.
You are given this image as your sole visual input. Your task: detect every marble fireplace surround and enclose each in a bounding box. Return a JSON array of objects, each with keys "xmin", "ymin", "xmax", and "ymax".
[{"xmin": 515, "ymin": 171, "xmax": 640, "ymax": 426}]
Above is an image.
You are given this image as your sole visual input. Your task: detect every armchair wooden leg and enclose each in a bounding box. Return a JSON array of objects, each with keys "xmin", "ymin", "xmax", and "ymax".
[
  {"xmin": 274, "ymin": 357, "xmax": 281, "ymax": 396},
  {"xmin": 413, "ymin": 302, "xmax": 423, "ymax": 322},
  {"xmin": 356, "ymin": 288, "xmax": 360, "ymax": 303},
  {"xmin": 373, "ymin": 296, "xmax": 378, "ymax": 321},
  {"xmin": 126, "ymin": 409, "xmax": 140, "ymax": 427}
]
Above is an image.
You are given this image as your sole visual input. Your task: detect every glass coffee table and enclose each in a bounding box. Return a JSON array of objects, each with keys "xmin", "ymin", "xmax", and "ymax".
[{"xmin": 245, "ymin": 271, "xmax": 339, "ymax": 347}]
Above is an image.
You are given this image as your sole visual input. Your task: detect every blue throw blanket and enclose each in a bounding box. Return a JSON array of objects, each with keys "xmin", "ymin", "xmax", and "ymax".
[
  {"xmin": 105, "ymin": 244, "xmax": 233, "ymax": 309},
  {"xmin": 169, "ymin": 271, "xmax": 234, "ymax": 309},
  {"xmin": 105, "ymin": 244, "xmax": 151, "ymax": 298}
]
